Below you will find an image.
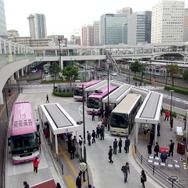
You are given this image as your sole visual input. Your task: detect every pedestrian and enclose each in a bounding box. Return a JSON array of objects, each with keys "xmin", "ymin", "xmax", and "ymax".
[
  {"xmin": 149, "ymin": 130, "xmax": 154, "ymax": 145},
  {"xmin": 92, "ymin": 110, "xmax": 95, "ymax": 121},
  {"xmin": 23, "ymin": 181, "xmax": 30, "ymax": 188},
  {"xmin": 56, "ymin": 182, "xmax": 61, "ymax": 188},
  {"xmin": 147, "ymin": 142, "xmax": 152, "ymax": 156},
  {"xmin": 78, "ymin": 135, "xmax": 83, "ymax": 146},
  {"xmin": 140, "ymin": 170, "xmax": 147, "ymax": 188},
  {"xmin": 154, "ymin": 142, "xmax": 160, "ymax": 158},
  {"xmin": 70, "ymin": 143, "xmax": 75, "ymax": 159},
  {"xmin": 118, "ymin": 138, "xmax": 122, "ymax": 153},
  {"xmin": 121, "ymin": 162, "xmax": 130, "ymax": 183},
  {"xmin": 46, "ymin": 94, "xmax": 49, "ymax": 103},
  {"xmin": 157, "ymin": 123, "xmax": 160, "ymax": 136},
  {"xmin": 96, "ymin": 125, "xmax": 100, "ymax": 138},
  {"xmin": 160, "ymin": 106, "xmax": 163, "ymax": 116},
  {"xmin": 87, "ymin": 131, "xmax": 91, "ymax": 146},
  {"xmin": 168, "ymin": 139, "xmax": 175, "ymax": 157},
  {"xmin": 124, "ymin": 137, "xmax": 130, "ymax": 153},
  {"xmin": 36, "ymin": 119, "xmax": 40, "ymax": 132},
  {"xmin": 164, "ymin": 110, "xmax": 170, "ymax": 121},
  {"xmin": 8, "ymin": 88, "xmax": 11, "ymax": 96},
  {"xmin": 91, "ymin": 130, "xmax": 96, "ymax": 143},
  {"xmin": 160, "ymin": 151, "xmax": 167, "ymax": 163},
  {"xmin": 170, "ymin": 117, "xmax": 174, "ymax": 130},
  {"xmin": 108, "ymin": 145, "xmax": 113, "ymax": 163},
  {"xmin": 32, "ymin": 157, "xmax": 40, "ymax": 173},
  {"xmin": 76, "ymin": 172, "xmax": 82, "ymax": 188},
  {"xmin": 100, "ymin": 125, "xmax": 104, "ymax": 140},
  {"xmin": 113, "ymin": 138, "xmax": 118, "ymax": 154}
]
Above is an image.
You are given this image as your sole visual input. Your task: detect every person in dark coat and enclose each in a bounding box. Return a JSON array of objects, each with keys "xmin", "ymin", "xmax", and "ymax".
[
  {"xmin": 91, "ymin": 130, "xmax": 96, "ymax": 143},
  {"xmin": 168, "ymin": 140, "xmax": 174, "ymax": 157},
  {"xmin": 96, "ymin": 125, "xmax": 100, "ymax": 138},
  {"xmin": 147, "ymin": 142, "xmax": 152, "ymax": 156},
  {"xmin": 70, "ymin": 143, "xmax": 75, "ymax": 159},
  {"xmin": 56, "ymin": 182, "xmax": 61, "ymax": 188},
  {"xmin": 113, "ymin": 138, "xmax": 118, "ymax": 154},
  {"xmin": 46, "ymin": 94, "xmax": 49, "ymax": 103},
  {"xmin": 154, "ymin": 142, "xmax": 160, "ymax": 157},
  {"xmin": 157, "ymin": 123, "xmax": 160, "ymax": 136},
  {"xmin": 92, "ymin": 110, "xmax": 95, "ymax": 121},
  {"xmin": 140, "ymin": 170, "xmax": 147, "ymax": 188},
  {"xmin": 100, "ymin": 125, "xmax": 104, "ymax": 140},
  {"xmin": 124, "ymin": 137, "xmax": 130, "ymax": 153},
  {"xmin": 160, "ymin": 151, "xmax": 167, "ymax": 163},
  {"xmin": 170, "ymin": 117, "xmax": 174, "ymax": 130},
  {"xmin": 149, "ymin": 131, "xmax": 154, "ymax": 145},
  {"xmin": 118, "ymin": 138, "xmax": 122, "ymax": 153},
  {"xmin": 23, "ymin": 181, "xmax": 30, "ymax": 188},
  {"xmin": 87, "ymin": 131, "xmax": 91, "ymax": 145},
  {"xmin": 121, "ymin": 162, "xmax": 130, "ymax": 183},
  {"xmin": 76, "ymin": 173, "xmax": 82, "ymax": 188},
  {"xmin": 108, "ymin": 146, "xmax": 113, "ymax": 163}
]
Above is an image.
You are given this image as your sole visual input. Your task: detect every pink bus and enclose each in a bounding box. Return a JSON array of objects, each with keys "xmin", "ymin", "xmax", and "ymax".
[
  {"xmin": 73, "ymin": 80, "xmax": 101, "ymax": 101},
  {"xmin": 8, "ymin": 101, "xmax": 40, "ymax": 164},
  {"xmin": 86, "ymin": 85, "xmax": 118, "ymax": 114}
]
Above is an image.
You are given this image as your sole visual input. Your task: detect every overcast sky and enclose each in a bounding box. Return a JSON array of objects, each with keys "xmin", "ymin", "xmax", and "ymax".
[{"xmin": 4, "ymin": 0, "xmax": 188, "ymax": 39}]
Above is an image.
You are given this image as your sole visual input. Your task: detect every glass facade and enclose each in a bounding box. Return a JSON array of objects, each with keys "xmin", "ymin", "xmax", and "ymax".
[{"xmin": 0, "ymin": 0, "xmax": 7, "ymax": 38}]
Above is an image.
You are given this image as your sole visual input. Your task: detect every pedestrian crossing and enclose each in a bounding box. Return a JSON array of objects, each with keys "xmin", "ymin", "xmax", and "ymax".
[{"xmin": 138, "ymin": 85, "xmax": 164, "ymax": 91}]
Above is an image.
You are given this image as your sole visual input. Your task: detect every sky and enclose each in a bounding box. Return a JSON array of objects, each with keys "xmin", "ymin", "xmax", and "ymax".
[{"xmin": 4, "ymin": 0, "xmax": 188, "ymax": 39}]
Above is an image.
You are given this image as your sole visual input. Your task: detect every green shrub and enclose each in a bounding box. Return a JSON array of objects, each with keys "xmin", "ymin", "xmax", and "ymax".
[
  {"xmin": 164, "ymin": 86, "xmax": 188, "ymax": 95},
  {"xmin": 53, "ymin": 90, "xmax": 73, "ymax": 97}
]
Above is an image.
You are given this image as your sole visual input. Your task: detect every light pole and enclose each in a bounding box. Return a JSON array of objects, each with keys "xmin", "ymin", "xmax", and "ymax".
[
  {"xmin": 170, "ymin": 90, "xmax": 174, "ymax": 117},
  {"xmin": 58, "ymin": 39, "xmax": 62, "ymax": 67},
  {"xmin": 128, "ymin": 61, "xmax": 131, "ymax": 84},
  {"xmin": 82, "ymin": 85, "xmax": 86, "ymax": 163}
]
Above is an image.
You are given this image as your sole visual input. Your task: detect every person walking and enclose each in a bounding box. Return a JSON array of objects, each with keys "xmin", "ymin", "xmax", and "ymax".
[
  {"xmin": 149, "ymin": 130, "xmax": 154, "ymax": 145},
  {"xmin": 87, "ymin": 131, "xmax": 91, "ymax": 146},
  {"xmin": 96, "ymin": 125, "xmax": 100, "ymax": 139},
  {"xmin": 140, "ymin": 170, "xmax": 147, "ymax": 188},
  {"xmin": 164, "ymin": 110, "xmax": 170, "ymax": 121},
  {"xmin": 100, "ymin": 125, "xmax": 105, "ymax": 140},
  {"xmin": 108, "ymin": 146, "xmax": 113, "ymax": 163},
  {"xmin": 124, "ymin": 137, "xmax": 130, "ymax": 153},
  {"xmin": 56, "ymin": 182, "xmax": 61, "ymax": 188},
  {"xmin": 160, "ymin": 151, "xmax": 167, "ymax": 163},
  {"xmin": 23, "ymin": 181, "xmax": 30, "ymax": 188},
  {"xmin": 113, "ymin": 138, "xmax": 118, "ymax": 154},
  {"xmin": 147, "ymin": 142, "xmax": 152, "ymax": 157},
  {"xmin": 70, "ymin": 143, "xmax": 75, "ymax": 159},
  {"xmin": 92, "ymin": 110, "xmax": 95, "ymax": 121},
  {"xmin": 78, "ymin": 135, "xmax": 83, "ymax": 146},
  {"xmin": 168, "ymin": 140, "xmax": 175, "ymax": 157},
  {"xmin": 118, "ymin": 138, "xmax": 122, "ymax": 153},
  {"xmin": 154, "ymin": 142, "xmax": 160, "ymax": 157},
  {"xmin": 76, "ymin": 172, "xmax": 82, "ymax": 188},
  {"xmin": 170, "ymin": 117, "xmax": 174, "ymax": 130},
  {"xmin": 157, "ymin": 123, "xmax": 160, "ymax": 136},
  {"xmin": 46, "ymin": 94, "xmax": 49, "ymax": 103},
  {"xmin": 121, "ymin": 162, "xmax": 130, "ymax": 183},
  {"xmin": 91, "ymin": 130, "xmax": 96, "ymax": 143},
  {"xmin": 32, "ymin": 157, "xmax": 40, "ymax": 173}
]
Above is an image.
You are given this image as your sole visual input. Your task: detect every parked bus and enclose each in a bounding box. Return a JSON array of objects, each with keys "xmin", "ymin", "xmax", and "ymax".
[
  {"xmin": 109, "ymin": 94, "xmax": 142, "ymax": 136},
  {"xmin": 73, "ymin": 80, "xmax": 101, "ymax": 101},
  {"xmin": 86, "ymin": 85, "xmax": 118, "ymax": 114},
  {"xmin": 8, "ymin": 101, "xmax": 41, "ymax": 164}
]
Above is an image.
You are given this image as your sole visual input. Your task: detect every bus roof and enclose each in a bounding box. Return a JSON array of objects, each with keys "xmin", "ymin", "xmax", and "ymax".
[
  {"xmin": 85, "ymin": 80, "xmax": 107, "ymax": 92},
  {"xmin": 88, "ymin": 85, "xmax": 117, "ymax": 99},
  {"xmin": 75, "ymin": 80, "xmax": 101, "ymax": 89},
  {"xmin": 112, "ymin": 93, "xmax": 141, "ymax": 115},
  {"xmin": 11, "ymin": 101, "xmax": 36, "ymax": 136},
  {"xmin": 102, "ymin": 84, "xmax": 132, "ymax": 104}
]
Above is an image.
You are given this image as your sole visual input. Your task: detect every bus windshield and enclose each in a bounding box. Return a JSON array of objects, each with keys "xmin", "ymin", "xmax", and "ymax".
[
  {"xmin": 10, "ymin": 133, "xmax": 39, "ymax": 152},
  {"xmin": 74, "ymin": 88, "xmax": 82, "ymax": 96},
  {"xmin": 109, "ymin": 113, "xmax": 129, "ymax": 128},
  {"xmin": 87, "ymin": 98, "xmax": 100, "ymax": 109}
]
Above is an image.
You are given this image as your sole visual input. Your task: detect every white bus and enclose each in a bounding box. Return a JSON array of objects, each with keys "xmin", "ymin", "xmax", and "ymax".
[{"xmin": 109, "ymin": 93, "xmax": 142, "ymax": 136}]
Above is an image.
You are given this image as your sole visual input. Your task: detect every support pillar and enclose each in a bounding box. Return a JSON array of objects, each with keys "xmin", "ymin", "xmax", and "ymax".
[
  {"xmin": 135, "ymin": 122, "xmax": 139, "ymax": 147},
  {"xmin": 21, "ymin": 68, "xmax": 24, "ymax": 77},
  {"xmin": 55, "ymin": 134, "xmax": 58, "ymax": 156},
  {"xmin": 9, "ymin": 74, "xmax": 17, "ymax": 84},
  {"xmin": 0, "ymin": 92, "xmax": 4, "ymax": 104}
]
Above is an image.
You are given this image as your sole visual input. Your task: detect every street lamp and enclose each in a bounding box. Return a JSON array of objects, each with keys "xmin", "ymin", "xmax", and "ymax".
[
  {"xmin": 3, "ymin": 88, "xmax": 9, "ymax": 118},
  {"xmin": 170, "ymin": 90, "xmax": 174, "ymax": 117},
  {"xmin": 58, "ymin": 39, "xmax": 62, "ymax": 67}
]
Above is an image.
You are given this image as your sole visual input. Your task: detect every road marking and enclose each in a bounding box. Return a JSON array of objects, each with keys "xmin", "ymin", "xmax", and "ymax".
[{"xmin": 64, "ymin": 175, "xmax": 76, "ymax": 188}]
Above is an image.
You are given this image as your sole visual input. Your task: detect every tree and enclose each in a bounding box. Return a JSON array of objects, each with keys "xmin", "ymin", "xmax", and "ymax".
[
  {"xmin": 183, "ymin": 68, "xmax": 188, "ymax": 83},
  {"xmin": 166, "ymin": 64, "xmax": 179, "ymax": 87},
  {"xmin": 49, "ymin": 62, "xmax": 61, "ymax": 88},
  {"xmin": 62, "ymin": 65, "xmax": 79, "ymax": 88},
  {"xmin": 130, "ymin": 61, "xmax": 145, "ymax": 82}
]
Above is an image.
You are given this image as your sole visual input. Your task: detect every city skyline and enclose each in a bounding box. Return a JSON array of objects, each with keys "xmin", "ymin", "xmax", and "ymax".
[{"xmin": 5, "ymin": 0, "xmax": 187, "ymax": 39}]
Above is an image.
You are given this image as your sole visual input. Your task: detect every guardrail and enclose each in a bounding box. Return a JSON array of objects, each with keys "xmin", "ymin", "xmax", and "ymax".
[{"xmin": 135, "ymin": 146, "xmax": 186, "ymax": 188}]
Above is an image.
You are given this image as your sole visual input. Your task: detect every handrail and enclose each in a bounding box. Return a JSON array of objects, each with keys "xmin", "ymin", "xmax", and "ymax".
[{"xmin": 135, "ymin": 147, "xmax": 186, "ymax": 188}]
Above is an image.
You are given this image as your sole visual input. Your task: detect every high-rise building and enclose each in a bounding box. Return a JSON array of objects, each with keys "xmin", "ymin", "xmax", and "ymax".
[
  {"xmin": 116, "ymin": 7, "xmax": 133, "ymax": 15},
  {"xmin": 183, "ymin": 8, "xmax": 188, "ymax": 42},
  {"xmin": 127, "ymin": 11, "xmax": 151, "ymax": 45},
  {"xmin": 100, "ymin": 14, "xmax": 127, "ymax": 45},
  {"xmin": 93, "ymin": 20, "xmax": 100, "ymax": 46},
  {"xmin": 81, "ymin": 25, "xmax": 94, "ymax": 46},
  {"xmin": 0, "ymin": 0, "xmax": 7, "ymax": 38},
  {"xmin": 151, "ymin": 0, "xmax": 184, "ymax": 44},
  {"xmin": 28, "ymin": 13, "xmax": 47, "ymax": 39}
]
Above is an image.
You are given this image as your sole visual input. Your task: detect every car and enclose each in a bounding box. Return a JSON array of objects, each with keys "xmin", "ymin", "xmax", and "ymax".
[{"xmin": 111, "ymin": 72, "xmax": 117, "ymax": 76}]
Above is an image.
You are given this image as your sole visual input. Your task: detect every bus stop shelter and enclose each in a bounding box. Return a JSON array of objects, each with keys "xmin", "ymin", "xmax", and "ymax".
[
  {"xmin": 135, "ymin": 91, "xmax": 163, "ymax": 146},
  {"xmin": 38, "ymin": 103, "xmax": 79, "ymax": 156}
]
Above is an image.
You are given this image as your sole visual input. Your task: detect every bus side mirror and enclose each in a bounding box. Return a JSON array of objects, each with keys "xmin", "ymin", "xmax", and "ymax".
[{"xmin": 8, "ymin": 138, "xmax": 10, "ymax": 146}]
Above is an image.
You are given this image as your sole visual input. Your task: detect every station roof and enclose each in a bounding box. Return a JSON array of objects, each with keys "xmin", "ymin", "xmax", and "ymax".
[
  {"xmin": 85, "ymin": 80, "xmax": 107, "ymax": 92},
  {"xmin": 135, "ymin": 91, "xmax": 163, "ymax": 124},
  {"xmin": 102, "ymin": 84, "xmax": 132, "ymax": 104},
  {"xmin": 40, "ymin": 103, "xmax": 79, "ymax": 134}
]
